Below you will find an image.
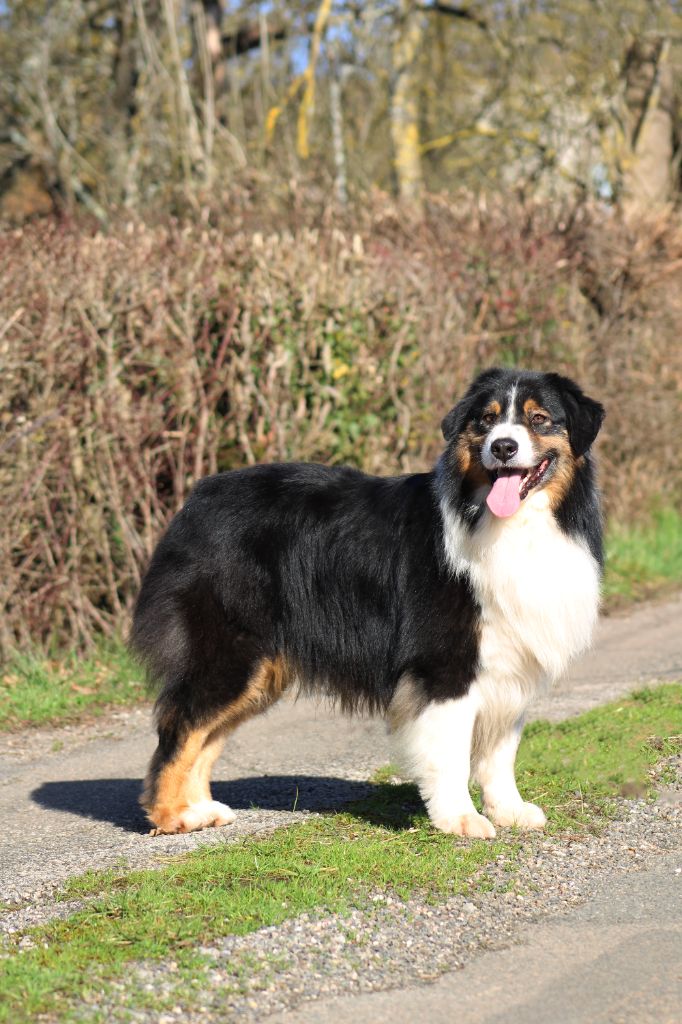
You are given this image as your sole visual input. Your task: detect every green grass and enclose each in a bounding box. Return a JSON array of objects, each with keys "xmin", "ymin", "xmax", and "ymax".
[
  {"xmin": 1, "ymin": 684, "xmax": 680, "ymax": 1023},
  {"xmin": 0, "ymin": 641, "xmax": 147, "ymax": 731},
  {"xmin": 517, "ymin": 684, "xmax": 681, "ymax": 807},
  {"xmin": 603, "ymin": 506, "xmax": 682, "ymax": 606}
]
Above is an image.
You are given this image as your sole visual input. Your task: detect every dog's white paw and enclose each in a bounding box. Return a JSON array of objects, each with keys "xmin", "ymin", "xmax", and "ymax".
[
  {"xmin": 432, "ymin": 810, "xmax": 497, "ymax": 839},
  {"xmin": 485, "ymin": 801, "xmax": 546, "ymax": 830},
  {"xmin": 149, "ymin": 799, "xmax": 236, "ymax": 836}
]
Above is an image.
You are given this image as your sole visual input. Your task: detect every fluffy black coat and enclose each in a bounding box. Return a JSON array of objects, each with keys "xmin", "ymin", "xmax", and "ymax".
[
  {"xmin": 132, "ymin": 464, "xmax": 480, "ymax": 724},
  {"xmin": 131, "ymin": 367, "xmax": 603, "ymax": 767}
]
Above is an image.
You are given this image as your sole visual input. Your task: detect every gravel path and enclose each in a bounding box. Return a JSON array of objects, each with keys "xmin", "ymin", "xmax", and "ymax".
[{"xmin": 1, "ymin": 593, "xmax": 681, "ymax": 1021}]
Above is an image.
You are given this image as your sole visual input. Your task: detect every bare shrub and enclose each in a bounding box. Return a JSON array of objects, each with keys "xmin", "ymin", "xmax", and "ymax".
[{"xmin": 1, "ymin": 198, "xmax": 680, "ymax": 657}]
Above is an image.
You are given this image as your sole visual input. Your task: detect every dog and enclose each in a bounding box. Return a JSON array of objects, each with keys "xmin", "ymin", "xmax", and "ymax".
[{"xmin": 132, "ymin": 367, "xmax": 604, "ymax": 839}]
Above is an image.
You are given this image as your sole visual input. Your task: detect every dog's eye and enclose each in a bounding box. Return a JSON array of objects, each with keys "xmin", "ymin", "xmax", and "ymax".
[
  {"xmin": 531, "ymin": 412, "xmax": 550, "ymax": 426},
  {"xmin": 482, "ymin": 412, "xmax": 497, "ymax": 426}
]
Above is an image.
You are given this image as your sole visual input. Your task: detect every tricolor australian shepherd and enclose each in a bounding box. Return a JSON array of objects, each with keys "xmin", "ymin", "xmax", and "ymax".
[{"xmin": 132, "ymin": 368, "xmax": 604, "ymax": 839}]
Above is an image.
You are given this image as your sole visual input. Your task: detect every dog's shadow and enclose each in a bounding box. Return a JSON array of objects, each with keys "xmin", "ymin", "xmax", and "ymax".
[{"xmin": 31, "ymin": 775, "xmax": 425, "ymax": 835}]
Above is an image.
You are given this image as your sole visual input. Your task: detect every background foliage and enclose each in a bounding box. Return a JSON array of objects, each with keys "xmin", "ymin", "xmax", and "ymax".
[
  {"xmin": 2, "ymin": 199, "xmax": 681, "ymax": 656},
  {"xmin": 1, "ymin": 2, "xmax": 682, "ymax": 659}
]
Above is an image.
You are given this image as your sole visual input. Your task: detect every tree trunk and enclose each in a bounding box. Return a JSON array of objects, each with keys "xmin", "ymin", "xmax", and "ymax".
[
  {"xmin": 330, "ymin": 70, "xmax": 347, "ymax": 206},
  {"xmin": 621, "ymin": 36, "xmax": 675, "ymax": 218},
  {"xmin": 193, "ymin": 1, "xmax": 225, "ymax": 93},
  {"xmin": 390, "ymin": 0, "xmax": 424, "ymax": 210},
  {"xmin": 113, "ymin": 2, "xmax": 138, "ymax": 121}
]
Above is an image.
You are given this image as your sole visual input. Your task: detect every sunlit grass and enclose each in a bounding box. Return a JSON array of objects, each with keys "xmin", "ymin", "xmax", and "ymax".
[
  {"xmin": 0, "ymin": 641, "xmax": 147, "ymax": 731},
  {"xmin": 603, "ymin": 506, "xmax": 682, "ymax": 607}
]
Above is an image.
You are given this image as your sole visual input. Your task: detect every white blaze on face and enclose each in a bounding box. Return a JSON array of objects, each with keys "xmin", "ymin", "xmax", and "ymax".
[
  {"xmin": 481, "ymin": 387, "xmax": 536, "ymax": 471},
  {"xmin": 481, "ymin": 386, "xmax": 538, "ymax": 519}
]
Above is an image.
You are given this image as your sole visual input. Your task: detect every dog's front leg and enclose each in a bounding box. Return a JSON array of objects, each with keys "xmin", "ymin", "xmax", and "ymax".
[
  {"xmin": 475, "ymin": 718, "xmax": 546, "ymax": 830},
  {"xmin": 390, "ymin": 687, "xmax": 496, "ymax": 839}
]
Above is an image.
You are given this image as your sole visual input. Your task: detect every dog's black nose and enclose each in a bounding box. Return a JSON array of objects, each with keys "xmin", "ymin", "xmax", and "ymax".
[{"xmin": 490, "ymin": 437, "xmax": 518, "ymax": 463}]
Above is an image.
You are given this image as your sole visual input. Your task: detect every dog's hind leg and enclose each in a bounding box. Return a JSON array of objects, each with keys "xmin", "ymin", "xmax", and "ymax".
[
  {"xmin": 142, "ymin": 723, "xmax": 235, "ymax": 836},
  {"xmin": 142, "ymin": 654, "xmax": 292, "ymax": 836}
]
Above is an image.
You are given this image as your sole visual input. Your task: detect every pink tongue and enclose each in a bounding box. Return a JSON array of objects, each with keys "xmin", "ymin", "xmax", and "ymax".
[{"xmin": 486, "ymin": 470, "xmax": 523, "ymax": 518}]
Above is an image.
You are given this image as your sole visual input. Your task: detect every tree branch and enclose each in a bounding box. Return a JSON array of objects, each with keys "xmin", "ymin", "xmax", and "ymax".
[
  {"xmin": 417, "ymin": 3, "xmax": 488, "ymax": 31},
  {"xmin": 222, "ymin": 19, "xmax": 287, "ymax": 55}
]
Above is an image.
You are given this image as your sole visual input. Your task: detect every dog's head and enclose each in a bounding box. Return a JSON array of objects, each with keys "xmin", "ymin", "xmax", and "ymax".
[{"xmin": 441, "ymin": 368, "xmax": 604, "ymax": 518}]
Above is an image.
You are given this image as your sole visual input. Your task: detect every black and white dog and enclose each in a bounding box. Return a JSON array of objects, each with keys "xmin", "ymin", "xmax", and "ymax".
[{"xmin": 132, "ymin": 367, "xmax": 604, "ymax": 839}]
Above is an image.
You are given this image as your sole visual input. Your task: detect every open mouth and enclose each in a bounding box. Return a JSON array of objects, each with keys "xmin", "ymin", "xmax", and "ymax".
[
  {"xmin": 486, "ymin": 456, "xmax": 554, "ymax": 518},
  {"xmin": 519, "ymin": 457, "xmax": 553, "ymax": 500}
]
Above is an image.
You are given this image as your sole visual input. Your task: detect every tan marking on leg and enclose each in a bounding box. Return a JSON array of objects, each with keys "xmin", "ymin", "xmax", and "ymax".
[
  {"xmin": 146, "ymin": 655, "xmax": 293, "ymax": 835},
  {"xmin": 185, "ymin": 731, "xmax": 228, "ymax": 806},
  {"xmin": 146, "ymin": 729, "xmax": 210, "ymax": 835},
  {"xmin": 211, "ymin": 652, "xmax": 293, "ymax": 733}
]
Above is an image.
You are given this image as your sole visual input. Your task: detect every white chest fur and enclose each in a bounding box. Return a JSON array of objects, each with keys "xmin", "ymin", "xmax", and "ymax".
[{"xmin": 442, "ymin": 490, "xmax": 600, "ymax": 700}]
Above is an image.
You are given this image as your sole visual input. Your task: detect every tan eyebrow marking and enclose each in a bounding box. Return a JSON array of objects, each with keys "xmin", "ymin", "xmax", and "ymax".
[
  {"xmin": 484, "ymin": 400, "xmax": 501, "ymax": 416},
  {"xmin": 523, "ymin": 398, "xmax": 549, "ymax": 417}
]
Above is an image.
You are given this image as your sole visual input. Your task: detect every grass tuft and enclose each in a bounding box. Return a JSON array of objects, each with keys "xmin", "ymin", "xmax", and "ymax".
[
  {"xmin": 603, "ymin": 506, "xmax": 682, "ymax": 607},
  {"xmin": 0, "ymin": 641, "xmax": 147, "ymax": 731}
]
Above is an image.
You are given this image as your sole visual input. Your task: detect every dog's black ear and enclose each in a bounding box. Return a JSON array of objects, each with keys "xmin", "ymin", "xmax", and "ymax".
[
  {"xmin": 441, "ymin": 399, "xmax": 471, "ymax": 442},
  {"xmin": 550, "ymin": 374, "xmax": 605, "ymax": 456},
  {"xmin": 442, "ymin": 368, "xmax": 504, "ymax": 443}
]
